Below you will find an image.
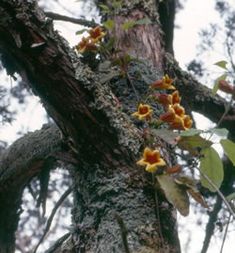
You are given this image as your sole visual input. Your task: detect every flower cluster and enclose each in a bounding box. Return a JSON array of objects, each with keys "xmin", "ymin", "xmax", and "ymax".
[
  {"xmin": 75, "ymin": 26, "xmax": 106, "ymax": 53},
  {"xmin": 131, "ymin": 75, "xmax": 192, "ymax": 130},
  {"xmin": 152, "ymin": 75, "xmax": 193, "ymax": 130}
]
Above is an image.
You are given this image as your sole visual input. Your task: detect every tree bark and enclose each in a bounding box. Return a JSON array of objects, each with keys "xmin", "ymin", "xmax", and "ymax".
[{"xmin": 0, "ymin": 0, "xmax": 235, "ymax": 253}]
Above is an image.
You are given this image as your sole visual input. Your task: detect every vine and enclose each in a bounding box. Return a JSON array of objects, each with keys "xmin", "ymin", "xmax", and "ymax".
[{"xmin": 74, "ymin": 0, "xmax": 235, "ymax": 221}]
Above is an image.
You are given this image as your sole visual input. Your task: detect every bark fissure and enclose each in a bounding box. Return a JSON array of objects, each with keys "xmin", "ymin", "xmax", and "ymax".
[{"xmin": 2, "ymin": 0, "xmax": 232, "ymax": 253}]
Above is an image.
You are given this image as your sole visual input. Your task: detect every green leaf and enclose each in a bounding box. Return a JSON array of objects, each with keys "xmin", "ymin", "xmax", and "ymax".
[
  {"xmin": 121, "ymin": 20, "xmax": 136, "ymax": 30},
  {"xmin": 220, "ymin": 139, "xmax": 235, "ymax": 166},
  {"xmin": 152, "ymin": 129, "xmax": 179, "ymax": 145},
  {"xmin": 75, "ymin": 29, "xmax": 88, "ymax": 35},
  {"xmin": 208, "ymin": 128, "xmax": 229, "ymax": 138},
  {"xmin": 214, "ymin": 60, "xmax": 228, "ymax": 70},
  {"xmin": 112, "ymin": 0, "xmax": 123, "ymax": 10},
  {"xmin": 135, "ymin": 18, "xmax": 152, "ymax": 25},
  {"xmin": 99, "ymin": 4, "xmax": 111, "ymax": 13},
  {"xmin": 212, "ymin": 74, "xmax": 227, "ymax": 96},
  {"xmin": 226, "ymin": 192, "xmax": 235, "ymax": 202},
  {"xmin": 103, "ymin": 19, "xmax": 115, "ymax": 30},
  {"xmin": 157, "ymin": 174, "xmax": 190, "ymax": 216},
  {"xmin": 180, "ymin": 128, "xmax": 202, "ymax": 137},
  {"xmin": 200, "ymin": 147, "xmax": 224, "ymax": 192},
  {"xmin": 178, "ymin": 135, "xmax": 212, "ymax": 155}
]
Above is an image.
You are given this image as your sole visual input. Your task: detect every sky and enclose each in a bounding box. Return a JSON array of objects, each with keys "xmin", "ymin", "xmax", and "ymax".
[{"xmin": 0, "ymin": 0, "xmax": 234, "ymax": 252}]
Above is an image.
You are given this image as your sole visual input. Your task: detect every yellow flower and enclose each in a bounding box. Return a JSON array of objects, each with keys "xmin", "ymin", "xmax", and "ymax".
[
  {"xmin": 150, "ymin": 74, "xmax": 175, "ymax": 90},
  {"xmin": 172, "ymin": 90, "xmax": 181, "ymax": 104},
  {"xmin": 160, "ymin": 107, "xmax": 176, "ymax": 122},
  {"xmin": 171, "ymin": 103, "xmax": 185, "ymax": 117},
  {"xmin": 76, "ymin": 37, "xmax": 97, "ymax": 53},
  {"xmin": 154, "ymin": 93, "xmax": 173, "ymax": 107},
  {"xmin": 132, "ymin": 103, "xmax": 153, "ymax": 120},
  {"xmin": 169, "ymin": 115, "xmax": 185, "ymax": 130},
  {"xmin": 183, "ymin": 115, "xmax": 193, "ymax": 129},
  {"xmin": 89, "ymin": 26, "xmax": 106, "ymax": 43},
  {"xmin": 160, "ymin": 104, "xmax": 192, "ymax": 130},
  {"xmin": 137, "ymin": 147, "xmax": 166, "ymax": 173},
  {"xmin": 170, "ymin": 114, "xmax": 193, "ymax": 130}
]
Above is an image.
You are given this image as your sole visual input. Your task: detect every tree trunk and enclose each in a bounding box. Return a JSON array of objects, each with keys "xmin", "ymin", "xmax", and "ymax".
[{"xmin": 1, "ymin": 0, "xmax": 235, "ymax": 253}]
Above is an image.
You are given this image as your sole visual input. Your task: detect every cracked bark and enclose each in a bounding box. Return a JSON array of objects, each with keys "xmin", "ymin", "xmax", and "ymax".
[
  {"xmin": 0, "ymin": 124, "xmax": 63, "ymax": 252},
  {"xmin": 0, "ymin": 0, "xmax": 234, "ymax": 253}
]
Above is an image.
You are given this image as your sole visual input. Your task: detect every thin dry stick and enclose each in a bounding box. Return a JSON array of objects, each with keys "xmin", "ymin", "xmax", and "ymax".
[
  {"xmin": 33, "ymin": 187, "xmax": 73, "ymax": 253},
  {"xmin": 45, "ymin": 12, "xmax": 98, "ymax": 28},
  {"xmin": 217, "ymin": 97, "xmax": 234, "ymax": 127},
  {"xmin": 197, "ymin": 168, "xmax": 235, "ymax": 218},
  {"xmin": 220, "ymin": 213, "xmax": 231, "ymax": 253}
]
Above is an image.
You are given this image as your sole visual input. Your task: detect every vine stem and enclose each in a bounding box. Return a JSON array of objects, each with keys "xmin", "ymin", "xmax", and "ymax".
[
  {"xmin": 126, "ymin": 72, "xmax": 140, "ymax": 102},
  {"xmin": 196, "ymin": 168, "xmax": 235, "ymax": 218},
  {"xmin": 220, "ymin": 213, "xmax": 231, "ymax": 253},
  {"xmin": 152, "ymin": 173, "xmax": 164, "ymax": 247},
  {"xmin": 217, "ymin": 97, "xmax": 234, "ymax": 127}
]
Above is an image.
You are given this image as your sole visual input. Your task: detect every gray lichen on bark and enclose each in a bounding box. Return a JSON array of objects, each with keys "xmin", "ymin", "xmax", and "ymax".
[
  {"xmin": 111, "ymin": 0, "xmax": 159, "ymax": 20},
  {"xmin": 74, "ymin": 61, "xmax": 143, "ymax": 154},
  {"xmin": 0, "ymin": 124, "xmax": 61, "ymax": 191}
]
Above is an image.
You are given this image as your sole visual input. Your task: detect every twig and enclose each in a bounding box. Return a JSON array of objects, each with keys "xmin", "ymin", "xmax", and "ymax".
[
  {"xmin": 217, "ymin": 97, "xmax": 234, "ymax": 127},
  {"xmin": 225, "ymin": 36, "xmax": 235, "ymax": 74},
  {"xmin": 114, "ymin": 213, "xmax": 130, "ymax": 253},
  {"xmin": 45, "ymin": 12, "xmax": 99, "ymax": 28},
  {"xmin": 201, "ymin": 196, "xmax": 222, "ymax": 253},
  {"xmin": 45, "ymin": 232, "xmax": 70, "ymax": 253},
  {"xmin": 33, "ymin": 186, "xmax": 73, "ymax": 253},
  {"xmin": 197, "ymin": 168, "xmax": 235, "ymax": 218},
  {"xmin": 126, "ymin": 72, "xmax": 140, "ymax": 102},
  {"xmin": 220, "ymin": 213, "xmax": 231, "ymax": 253}
]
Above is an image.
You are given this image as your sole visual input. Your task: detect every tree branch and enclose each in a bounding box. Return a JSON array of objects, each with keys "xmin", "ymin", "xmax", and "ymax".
[
  {"xmin": 0, "ymin": 124, "xmax": 62, "ymax": 192},
  {"xmin": 45, "ymin": 11, "xmax": 99, "ymax": 28},
  {"xmin": 0, "ymin": 0, "xmax": 142, "ymax": 165},
  {"xmin": 0, "ymin": 124, "xmax": 73, "ymax": 253}
]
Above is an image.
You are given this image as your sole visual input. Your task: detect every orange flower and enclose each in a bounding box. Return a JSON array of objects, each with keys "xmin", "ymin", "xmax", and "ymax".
[
  {"xmin": 137, "ymin": 147, "xmax": 166, "ymax": 173},
  {"xmin": 89, "ymin": 26, "xmax": 106, "ymax": 43},
  {"xmin": 132, "ymin": 103, "xmax": 153, "ymax": 120},
  {"xmin": 171, "ymin": 104, "xmax": 185, "ymax": 117},
  {"xmin": 160, "ymin": 107, "xmax": 176, "ymax": 122},
  {"xmin": 172, "ymin": 90, "xmax": 181, "ymax": 104},
  {"xmin": 183, "ymin": 115, "xmax": 193, "ymax": 129},
  {"xmin": 154, "ymin": 93, "xmax": 173, "ymax": 106},
  {"xmin": 170, "ymin": 115, "xmax": 192, "ymax": 130},
  {"xmin": 150, "ymin": 74, "xmax": 175, "ymax": 90},
  {"xmin": 160, "ymin": 104, "xmax": 192, "ymax": 130},
  {"xmin": 169, "ymin": 115, "xmax": 185, "ymax": 130},
  {"xmin": 76, "ymin": 37, "xmax": 97, "ymax": 53}
]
